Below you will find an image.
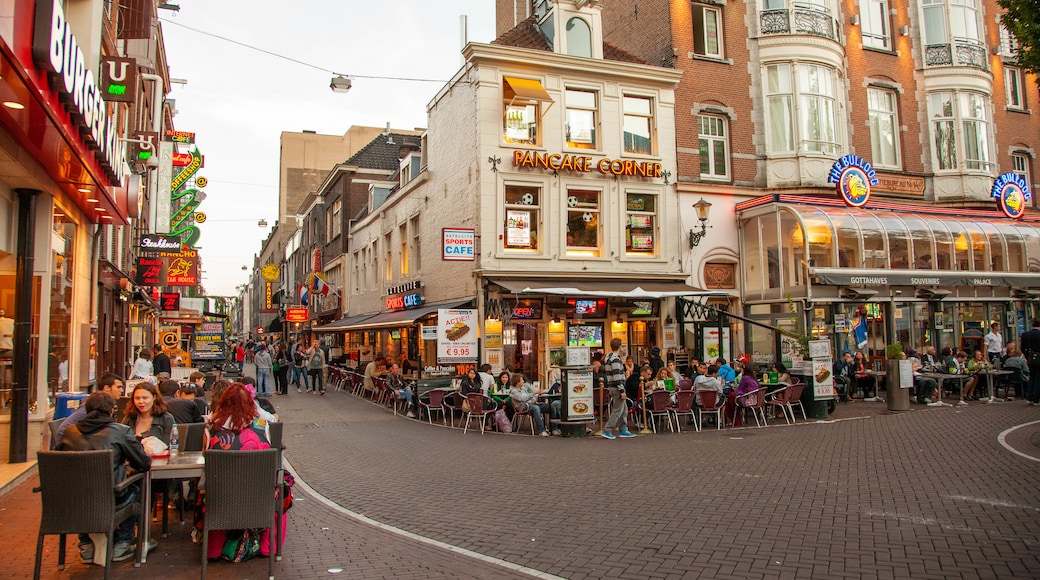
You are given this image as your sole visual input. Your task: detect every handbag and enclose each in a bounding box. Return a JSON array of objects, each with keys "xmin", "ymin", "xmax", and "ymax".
[
  {"xmin": 222, "ymin": 528, "xmax": 261, "ymax": 562},
  {"xmin": 494, "ymin": 408, "xmax": 512, "ymax": 433},
  {"xmin": 461, "ymin": 398, "xmax": 472, "ymax": 413}
]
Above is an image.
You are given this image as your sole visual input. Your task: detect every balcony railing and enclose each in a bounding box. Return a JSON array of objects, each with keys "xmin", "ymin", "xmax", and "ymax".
[
  {"xmin": 759, "ymin": 8, "xmax": 836, "ymax": 41},
  {"xmin": 925, "ymin": 38, "xmax": 988, "ymax": 71}
]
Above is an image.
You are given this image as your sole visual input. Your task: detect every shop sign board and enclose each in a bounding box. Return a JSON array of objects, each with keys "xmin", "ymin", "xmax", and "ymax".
[
  {"xmin": 260, "ymin": 281, "xmax": 276, "ymax": 313},
  {"xmin": 158, "ymin": 326, "xmax": 181, "ymax": 350},
  {"xmin": 437, "ymin": 309, "xmax": 477, "ymax": 363},
  {"xmin": 990, "ymin": 172, "xmax": 1031, "ymax": 219},
  {"xmin": 562, "ymin": 368, "xmax": 595, "ymax": 421},
  {"xmin": 139, "ymin": 234, "xmax": 181, "ymax": 255},
  {"xmin": 420, "ymin": 325, "xmax": 438, "ymax": 340},
  {"xmin": 162, "ymin": 247, "xmax": 198, "ymax": 286},
  {"xmin": 828, "ymin": 155, "xmax": 878, "ymax": 207},
  {"xmin": 165, "ymin": 130, "xmax": 195, "ymax": 144},
  {"xmin": 99, "ymin": 56, "xmax": 137, "ymax": 103},
  {"xmin": 873, "ymin": 172, "xmax": 925, "ymax": 197},
  {"xmin": 159, "ymin": 292, "xmax": 180, "ymax": 311},
  {"xmin": 134, "ymin": 257, "xmax": 163, "ymax": 285},
  {"xmin": 512, "ymin": 150, "xmax": 663, "ymax": 179},
  {"xmin": 701, "ymin": 327, "xmax": 730, "ymax": 362},
  {"xmin": 385, "ymin": 291, "xmax": 423, "ymax": 311},
  {"xmin": 442, "ymin": 228, "xmax": 475, "ymax": 260},
  {"xmin": 812, "ymin": 358, "xmax": 834, "ymax": 400},
  {"xmin": 285, "ymin": 307, "xmax": 309, "ymax": 323},
  {"xmin": 813, "ymin": 269, "xmax": 1040, "ymax": 288}
]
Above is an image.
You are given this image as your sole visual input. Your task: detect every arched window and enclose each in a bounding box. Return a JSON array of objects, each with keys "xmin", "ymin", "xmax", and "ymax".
[{"xmin": 566, "ymin": 17, "xmax": 592, "ymax": 58}]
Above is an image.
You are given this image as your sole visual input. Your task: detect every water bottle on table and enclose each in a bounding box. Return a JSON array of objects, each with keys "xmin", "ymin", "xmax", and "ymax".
[{"xmin": 170, "ymin": 422, "xmax": 179, "ymax": 456}]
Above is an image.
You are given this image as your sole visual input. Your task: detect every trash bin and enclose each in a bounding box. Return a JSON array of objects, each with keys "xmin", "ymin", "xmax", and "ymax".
[{"xmin": 54, "ymin": 392, "xmax": 89, "ymax": 420}]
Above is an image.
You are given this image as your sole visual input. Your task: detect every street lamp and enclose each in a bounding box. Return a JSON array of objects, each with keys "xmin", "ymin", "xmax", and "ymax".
[
  {"xmin": 688, "ymin": 198, "xmax": 713, "ymax": 248},
  {"xmin": 330, "ymin": 75, "xmax": 352, "ymax": 93}
]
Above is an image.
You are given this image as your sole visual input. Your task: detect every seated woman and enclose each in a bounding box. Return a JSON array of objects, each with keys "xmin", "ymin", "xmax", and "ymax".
[
  {"xmin": 203, "ymin": 383, "xmax": 281, "ymax": 560},
  {"xmin": 727, "ymin": 362, "xmax": 761, "ymax": 427},
  {"xmin": 122, "ymin": 382, "xmax": 174, "ymax": 444},
  {"xmin": 770, "ymin": 360, "xmax": 792, "ymax": 385},
  {"xmin": 964, "ymin": 350, "xmax": 988, "ymax": 401},
  {"xmin": 460, "ymin": 367, "xmax": 498, "ymax": 411},
  {"xmin": 508, "ymin": 373, "xmax": 550, "ymax": 436}
]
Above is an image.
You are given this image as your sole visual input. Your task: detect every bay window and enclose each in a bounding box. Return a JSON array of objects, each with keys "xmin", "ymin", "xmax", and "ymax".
[
  {"xmin": 961, "ymin": 92, "xmax": 991, "ymax": 171},
  {"xmin": 927, "ymin": 91, "xmax": 992, "ymax": 172},
  {"xmin": 928, "ymin": 92, "xmax": 957, "ymax": 170},
  {"xmin": 765, "ymin": 63, "xmax": 842, "ymax": 155}
]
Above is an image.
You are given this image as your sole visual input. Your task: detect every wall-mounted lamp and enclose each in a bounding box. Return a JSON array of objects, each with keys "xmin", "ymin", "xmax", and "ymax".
[
  {"xmin": 688, "ymin": 198, "xmax": 713, "ymax": 248},
  {"xmin": 899, "ymin": 25, "xmax": 909, "ymax": 36},
  {"xmin": 850, "ymin": 14, "xmax": 860, "ymax": 26},
  {"xmin": 330, "ymin": 75, "xmax": 352, "ymax": 93}
]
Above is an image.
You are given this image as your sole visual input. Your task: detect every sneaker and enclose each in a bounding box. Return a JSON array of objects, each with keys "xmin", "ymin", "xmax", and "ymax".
[
  {"xmin": 406, "ymin": 411, "xmax": 416, "ymax": 418},
  {"xmin": 600, "ymin": 431, "xmax": 617, "ymax": 440},
  {"xmin": 111, "ymin": 542, "xmax": 135, "ymax": 562},
  {"xmin": 958, "ymin": 400, "xmax": 969, "ymax": 406},
  {"xmin": 78, "ymin": 543, "xmax": 94, "ymax": 564},
  {"xmin": 297, "ymin": 387, "xmax": 301, "ymax": 393},
  {"xmin": 320, "ymin": 390, "xmax": 326, "ymax": 396},
  {"xmin": 552, "ymin": 429, "xmax": 562, "ymax": 436},
  {"xmin": 618, "ymin": 430, "xmax": 637, "ymax": 438},
  {"xmin": 540, "ymin": 430, "xmax": 550, "ymax": 437}
]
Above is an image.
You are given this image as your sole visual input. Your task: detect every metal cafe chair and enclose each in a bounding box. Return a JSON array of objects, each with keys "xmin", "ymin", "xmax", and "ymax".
[
  {"xmin": 696, "ymin": 390, "xmax": 726, "ymax": 430},
  {"xmin": 670, "ymin": 389, "xmax": 698, "ymax": 432},
  {"xmin": 418, "ymin": 388, "xmax": 448, "ymax": 425},
  {"xmin": 462, "ymin": 392, "xmax": 497, "ymax": 434},
  {"xmin": 34, "ymin": 450, "xmax": 145, "ymax": 578},
  {"xmin": 646, "ymin": 389, "xmax": 674, "ymax": 433}
]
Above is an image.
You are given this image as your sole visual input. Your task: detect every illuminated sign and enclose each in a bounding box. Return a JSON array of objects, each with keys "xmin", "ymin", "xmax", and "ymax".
[
  {"xmin": 134, "ymin": 257, "xmax": 163, "ymax": 285},
  {"xmin": 385, "ymin": 291, "xmax": 424, "ymax": 311},
  {"xmin": 139, "ymin": 234, "xmax": 182, "ymax": 255},
  {"xmin": 165, "ymin": 130, "xmax": 195, "ymax": 144},
  {"xmin": 512, "ymin": 150, "xmax": 663, "ymax": 178},
  {"xmin": 386, "ymin": 280, "xmax": 421, "ymax": 296},
  {"xmin": 160, "ymin": 292, "xmax": 180, "ymax": 311},
  {"xmin": 991, "ymin": 172, "xmax": 1031, "ymax": 219},
  {"xmin": 442, "ymin": 228, "xmax": 475, "ymax": 260},
  {"xmin": 285, "ymin": 307, "xmax": 309, "ymax": 323},
  {"xmin": 260, "ymin": 281, "xmax": 276, "ymax": 313},
  {"xmin": 828, "ymin": 155, "xmax": 878, "ymax": 207}
]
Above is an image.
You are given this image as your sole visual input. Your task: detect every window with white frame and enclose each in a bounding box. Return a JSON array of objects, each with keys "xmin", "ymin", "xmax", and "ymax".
[
  {"xmin": 1013, "ymin": 153, "xmax": 1031, "ymax": 188},
  {"xmin": 625, "ymin": 192, "xmax": 657, "ymax": 256},
  {"xmin": 928, "ymin": 92, "xmax": 957, "ymax": 170},
  {"xmin": 921, "ymin": 0, "xmax": 947, "ymax": 45},
  {"xmin": 860, "ymin": 0, "xmax": 890, "ymax": 49},
  {"xmin": 565, "ymin": 88, "xmax": 597, "ymax": 149},
  {"xmin": 565, "ymin": 17, "xmax": 592, "ymax": 58},
  {"xmin": 949, "ymin": 0, "xmax": 980, "ymax": 41},
  {"xmin": 961, "ymin": 92, "xmax": 991, "ymax": 171},
  {"xmin": 765, "ymin": 63, "xmax": 841, "ymax": 155},
  {"xmin": 331, "ymin": 198, "xmax": 342, "ymax": 238},
  {"xmin": 503, "ymin": 78, "xmax": 547, "ymax": 146},
  {"xmin": 384, "ymin": 234, "xmax": 393, "ymax": 282},
  {"xmin": 698, "ymin": 115, "xmax": 729, "ymax": 179},
  {"xmin": 1006, "ymin": 67, "xmax": 1024, "ymax": 109},
  {"xmin": 867, "ymin": 87, "xmax": 900, "ymax": 168},
  {"xmin": 399, "ymin": 224, "xmax": 408, "ymax": 276},
  {"xmin": 565, "ymin": 189, "xmax": 601, "ymax": 255},
  {"xmin": 623, "ymin": 95, "xmax": 655, "ymax": 155},
  {"xmin": 999, "ymin": 22, "xmax": 1021, "ymax": 58},
  {"xmin": 691, "ymin": 3, "xmax": 722, "ymax": 58},
  {"xmin": 410, "ymin": 216, "xmax": 421, "ymax": 271},
  {"xmin": 504, "ymin": 184, "xmax": 541, "ymax": 251}
]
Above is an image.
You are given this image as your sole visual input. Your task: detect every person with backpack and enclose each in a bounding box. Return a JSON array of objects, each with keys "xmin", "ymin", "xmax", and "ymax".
[
  {"xmin": 292, "ymin": 342, "xmax": 309, "ymax": 393},
  {"xmin": 306, "ymin": 341, "xmax": 326, "ymax": 395}
]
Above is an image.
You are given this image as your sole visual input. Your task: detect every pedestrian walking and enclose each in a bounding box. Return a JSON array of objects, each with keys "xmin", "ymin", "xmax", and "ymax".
[
  {"xmin": 254, "ymin": 343, "xmax": 273, "ymax": 396},
  {"xmin": 273, "ymin": 343, "xmax": 290, "ymax": 395},
  {"xmin": 292, "ymin": 342, "xmax": 309, "ymax": 392},
  {"xmin": 307, "ymin": 341, "xmax": 326, "ymax": 395},
  {"xmin": 601, "ymin": 337, "xmax": 636, "ymax": 439}
]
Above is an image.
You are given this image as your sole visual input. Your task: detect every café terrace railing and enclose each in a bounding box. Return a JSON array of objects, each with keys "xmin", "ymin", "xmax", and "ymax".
[
  {"xmin": 759, "ymin": 7, "xmax": 837, "ymax": 41},
  {"xmin": 924, "ymin": 38, "xmax": 989, "ymax": 71}
]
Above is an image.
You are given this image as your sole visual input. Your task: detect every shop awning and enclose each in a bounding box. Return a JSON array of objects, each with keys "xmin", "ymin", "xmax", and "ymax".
[
  {"xmin": 491, "ymin": 278, "xmax": 724, "ymax": 298},
  {"xmin": 814, "ymin": 268, "xmax": 1040, "ymax": 288},
  {"xmin": 325, "ymin": 299, "xmax": 475, "ymax": 332},
  {"xmin": 503, "ymin": 77, "xmax": 552, "ymax": 102},
  {"xmin": 312, "ymin": 312, "xmax": 380, "ymax": 333}
]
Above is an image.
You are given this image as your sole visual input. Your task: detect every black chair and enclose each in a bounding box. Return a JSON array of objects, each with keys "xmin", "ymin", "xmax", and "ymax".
[
  {"xmin": 34, "ymin": 450, "xmax": 144, "ymax": 579},
  {"xmin": 201, "ymin": 448, "xmax": 282, "ymax": 579},
  {"xmin": 268, "ymin": 421, "xmax": 284, "ymax": 451},
  {"xmin": 177, "ymin": 422, "xmax": 207, "ymax": 452}
]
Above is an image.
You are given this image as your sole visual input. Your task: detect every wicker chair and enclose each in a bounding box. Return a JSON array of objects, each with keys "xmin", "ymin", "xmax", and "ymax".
[
  {"xmin": 34, "ymin": 450, "xmax": 144, "ymax": 579},
  {"xmin": 201, "ymin": 448, "xmax": 282, "ymax": 580}
]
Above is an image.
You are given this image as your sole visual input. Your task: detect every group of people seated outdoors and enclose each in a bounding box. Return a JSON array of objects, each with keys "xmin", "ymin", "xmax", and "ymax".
[{"xmin": 52, "ymin": 370, "xmax": 287, "ymax": 568}]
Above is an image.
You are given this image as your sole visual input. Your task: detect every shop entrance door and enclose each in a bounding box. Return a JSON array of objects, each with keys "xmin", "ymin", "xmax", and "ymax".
[{"xmin": 504, "ymin": 321, "xmax": 540, "ymax": 383}]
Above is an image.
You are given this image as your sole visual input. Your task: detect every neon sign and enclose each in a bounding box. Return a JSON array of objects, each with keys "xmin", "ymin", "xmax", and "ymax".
[{"xmin": 828, "ymin": 155, "xmax": 878, "ymax": 207}]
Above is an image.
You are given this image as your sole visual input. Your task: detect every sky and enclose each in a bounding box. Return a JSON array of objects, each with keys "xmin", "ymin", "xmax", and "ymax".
[{"xmin": 160, "ymin": 1, "xmax": 497, "ymax": 297}]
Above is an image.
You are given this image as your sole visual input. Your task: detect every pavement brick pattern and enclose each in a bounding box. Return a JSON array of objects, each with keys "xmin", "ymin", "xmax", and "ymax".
[{"xmin": 2, "ymin": 369, "xmax": 1039, "ymax": 578}]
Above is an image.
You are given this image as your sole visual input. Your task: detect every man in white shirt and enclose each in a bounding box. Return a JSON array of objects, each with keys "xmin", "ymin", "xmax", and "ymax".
[{"xmin": 984, "ymin": 323, "xmax": 1004, "ymax": 365}]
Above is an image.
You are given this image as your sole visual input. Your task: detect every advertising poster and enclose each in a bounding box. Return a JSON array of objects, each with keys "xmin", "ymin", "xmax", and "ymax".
[
  {"xmin": 663, "ymin": 324, "xmax": 678, "ymax": 349},
  {"xmin": 812, "ymin": 358, "xmax": 834, "ymax": 400},
  {"xmin": 701, "ymin": 327, "xmax": 730, "ymax": 362},
  {"xmin": 899, "ymin": 360, "xmax": 913, "ymax": 389},
  {"xmin": 485, "ymin": 349, "xmax": 503, "ymax": 374},
  {"xmin": 564, "ymin": 369, "xmax": 595, "ymax": 421},
  {"xmin": 506, "ymin": 211, "xmax": 531, "ymax": 246},
  {"xmin": 438, "ymin": 309, "xmax": 478, "ymax": 363},
  {"xmin": 192, "ymin": 322, "xmax": 226, "ymax": 361},
  {"xmin": 442, "ymin": 228, "xmax": 475, "ymax": 261}
]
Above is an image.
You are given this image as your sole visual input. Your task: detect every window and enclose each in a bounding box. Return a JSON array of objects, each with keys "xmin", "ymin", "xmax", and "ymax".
[
  {"xmin": 867, "ymin": 88, "xmax": 900, "ymax": 168},
  {"xmin": 622, "ymin": 95, "xmax": 654, "ymax": 155},
  {"xmin": 691, "ymin": 3, "xmax": 722, "ymax": 58},
  {"xmin": 766, "ymin": 63, "xmax": 794, "ymax": 153},
  {"xmin": 949, "ymin": 0, "xmax": 979, "ymax": 42},
  {"xmin": 384, "ymin": 234, "xmax": 392, "ymax": 282},
  {"xmin": 625, "ymin": 193, "xmax": 657, "ymax": 256},
  {"xmin": 565, "ymin": 17, "xmax": 592, "ymax": 58},
  {"xmin": 410, "ymin": 216, "xmax": 421, "ymax": 271},
  {"xmin": 566, "ymin": 189, "xmax": 601, "ymax": 255},
  {"xmin": 698, "ymin": 115, "xmax": 729, "ymax": 179},
  {"xmin": 331, "ymin": 198, "xmax": 342, "ymax": 238},
  {"xmin": 860, "ymin": 0, "xmax": 890, "ymax": 49},
  {"xmin": 961, "ymin": 92, "xmax": 990, "ymax": 171},
  {"xmin": 565, "ymin": 88, "xmax": 597, "ymax": 149},
  {"xmin": 504, "ymin": 184, "xmax": 541, "ymax": 251},
  {"xmin": 503, "ymin": 78, "xmax": 550, "ymax": 146},
  {"xmin": 1006, "ymin": 67, "xmax": 1024, "ymax": 109},
  {"xmin": 922, "ymin": 0, "xmax": 947, "ymax": 45},
  {"xmin": 1013, "ymin": 153, "xmax": 1030, "ymax": 187},
  {"xmin": 928, "ymin": 92, "xmax": 957, "ymax": 170},
  {"xmin": 999, "ymin": 22, "xmax": 1020, "ymax": 58},
  {"xmin": 799, "ymin": 64, "xmax": 839, "ymax": 154},
  {"xmin": 399, "ymin": 224, "xmax": 408, "ymax": 276},
  {"xmin": 325, "ymin": 206, "xmax": 333, "ymax": 241}
]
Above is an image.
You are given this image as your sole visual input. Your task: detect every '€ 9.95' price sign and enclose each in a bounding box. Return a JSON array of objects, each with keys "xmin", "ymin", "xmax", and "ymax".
[{"xmin": 437, "ymin": 309, "xmax": 478, "ymax": 363}]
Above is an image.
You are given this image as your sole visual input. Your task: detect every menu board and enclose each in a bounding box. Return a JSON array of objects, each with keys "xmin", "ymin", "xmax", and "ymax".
[
  {"xmin": 564, "ymin": 368, "xmax": 595, "ymax": 421},
  {"xmin": 437, "ymin": 309, "xmax": 478, "ymax": 363},
  {"xmin": 812, "ymin": 358, "xmax": 834, "ymax": 400}
]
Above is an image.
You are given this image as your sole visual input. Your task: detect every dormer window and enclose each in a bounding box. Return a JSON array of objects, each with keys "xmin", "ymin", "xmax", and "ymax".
[{"xmin": 565, "ymin": 17, "xmax": 592, "ymax": 57}]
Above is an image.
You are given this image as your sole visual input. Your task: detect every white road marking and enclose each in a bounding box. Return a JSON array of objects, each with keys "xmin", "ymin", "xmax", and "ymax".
[
  {"xmin": 283, "ymin": 457, "xmax": 566, "ymax": 580},
  {"xmin": 996, "ymin": 419, "xmax": 1040, "ymax": 463}
]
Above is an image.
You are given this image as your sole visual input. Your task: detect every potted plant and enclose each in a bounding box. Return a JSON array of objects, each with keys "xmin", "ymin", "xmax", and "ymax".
[{"xmin": 885, "ymin": 343, "xmax": 910, "ymax": 411}]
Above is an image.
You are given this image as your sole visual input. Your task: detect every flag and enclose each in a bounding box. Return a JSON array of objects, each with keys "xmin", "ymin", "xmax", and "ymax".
[
  {"xmin": 851, "ymin": 313, "xmax": 868, "ymax": 349},
  {"xmin": 312, "ymin": 272, "xmax": 330, "ymax": 296},
  {"xmin": 299, "ymin": 283, "xmax": 309, "ymax": 306}
]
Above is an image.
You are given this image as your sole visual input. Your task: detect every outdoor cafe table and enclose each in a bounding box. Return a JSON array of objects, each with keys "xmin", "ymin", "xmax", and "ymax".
[
  {"xmin": 979, "ymin": 368, "xmax": 1013, "ymax": 403},
  {"xmin": 917, "ymin": 372, "xmax": 965, "ymax": 407},
  {"xmin": 858, "ymin": 370, "xmax": 886, "ymax": 402},
  {"xmin": 138, "ymin": 451, "xmax": 205, "ymax": 566}
]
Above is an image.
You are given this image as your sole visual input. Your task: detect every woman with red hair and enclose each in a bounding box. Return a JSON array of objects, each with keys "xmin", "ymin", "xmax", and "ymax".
[{"xmin": 207, "ymin": 383, "xmax": 271, "ymax": 450}]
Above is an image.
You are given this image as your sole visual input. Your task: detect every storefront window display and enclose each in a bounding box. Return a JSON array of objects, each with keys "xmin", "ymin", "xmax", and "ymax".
[{"xmin": 49, "ymin": 210, "xmax": 76, "ymax": 399}]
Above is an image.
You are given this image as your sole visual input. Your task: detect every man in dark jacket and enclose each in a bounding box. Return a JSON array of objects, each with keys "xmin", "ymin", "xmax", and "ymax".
[
  {"xmin": 58, "ymin": 391, "xmax": 153, "ymax": 564},
  {"xmin": 159, "ymin": 379, "xmax": 203, "ymax": 424},
  {"xmin": 151, "ymin": 344, "xmax": 171, "ymax": 377},
  {"xmin": 1020, "ymin": 319, "xmax": 1040, "ymax": 405}
]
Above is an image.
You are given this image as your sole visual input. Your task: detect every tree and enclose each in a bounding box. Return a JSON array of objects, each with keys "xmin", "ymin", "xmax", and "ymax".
[{"xmin": 998, "ymin": 0, "xmax": 1040, "ymax": 75}]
